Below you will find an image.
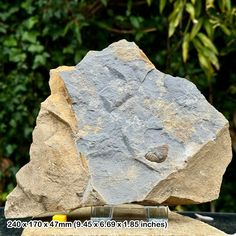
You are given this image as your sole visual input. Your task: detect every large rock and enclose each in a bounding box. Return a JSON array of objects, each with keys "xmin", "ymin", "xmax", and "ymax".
[{"xmin": 5, "ymin": 40, "xmax": 232, "ymax": 218}]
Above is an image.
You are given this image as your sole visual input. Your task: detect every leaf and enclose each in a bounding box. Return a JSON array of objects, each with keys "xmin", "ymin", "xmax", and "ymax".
[
  {"xmin": 168, "ymin": 0, "xmax": 184, "ymax": 37},
  {"xmin": 194, "ymin": 0, "xmax": 202, "ymax": 17},
  {"xmin": 74, "ymin": 51, "xmax": 85, "ymax": 63},
  {"xmin": 3, "ymin": 37, "xmax": 17, "ymax": 47},
  {"xmin": 206, "ymin": 0, "xmax": 215, "ymax": 9},
  {"xmin": 168, "ymin": 21, "xmax": 175, "ymax": 38},
  {"xmin": 126, "ymin": 0, "xmax": 132, "ymax": 16},
  {"xmin": 74, "ymin": 24, "xmax": 82, "ymax": 44},
  {"xmin": 32, "ymin": 53, "xmax": 49, "ymax": 69},
  {"xmin": 203, "ymin": 48, "xmax": 219, "ymax": 70},
  {"xmin": 225, "ymin": 0, "xmax": 231, "ymax": 11},
  {"xmin": 197, "ymin": 32, "xmax": 218, "ymax": 54},
  {"xmin": 193, "ymin": 38, "xmax": 219, "ymax": 70},
  {"xmin": 0, "ymin": 25, "xmax": 7, "ymax": 34},
  {"xmin": 28, "ymin": 44, "xmax": 44, "ymax": 53},
  {"xmin": 182, "ymin": 33, "xmax": 190, "ymax": 63},
  {"xmin": 22, "ymin": 31, "xmax": 38, "ymax": 43},
  {"xmin": 135, "ymin": 32, "xmax": 144, "ymax": 41},
  {"xmin": 100, "ymin": 0, "xmax": 107, "ymax": 7},
  {"xmin": 21, "ymin": 0, "xmax": 35, "ymax": 14},
  {"xmin": 197, "ymin": 52, "xmax": 214, "ymax": 75},
  {"xmin": 6, "ymin": 144, "xmax": 17, "ymax": 156},
  {"xmin": 13, "ymin": 84, "xmax": 27, "ymax": 93},
  {"xmin": 219, "ymin": 24, "xmax": 231, "ymax": 35},
  {"xmin": 159, "ymin": 0, "xmax": 166, "ymax": 13},
  {"xmin": 218, "ymin": 0, "xmax": 225, "ymax": 12},
  {"xmin": 204, "ymin": 20, "xmax": 214, "ymax": 39},
  {"xmin": 63, "ymin": 45, "xmax": 74, "ymax": 54},
  {"xmin": 186, "ymin": 3, "xmax": 195, "ymax": 20},
  {"xmin": 63, "ymin": 21, "xmax": 74, "ymax": 36},
  {"xmin": 0, "ymin": 6, "xmax": 19, "ymax": 21},
  {"xmin": 146, "ymin": 0, "xmax": 152, "ymax": 6},
  {"xmin": 130, "ymin": 16, "xmax": 140, "ymax": 28},
  {"xmin": 9, "ymin": 49, "xmax": 26, "ymax": 63},
  {"xmin": 25, "ymin": 16, "xmax": 38, "ymax": 29},
  {"xmin": 229, "ymin": 85, "xmax": 236, "ymax": 94},
  {"xmin": 0, "ymin": 192, "xmax": 8, "ymax": 202},
  {"xmin": 218, "ymin": 0, "xmax": 231, "ymax": 12},
  {"xmin": 24, "ymin": 127, "xmax": 33, "ymax": 138},
  {"xmin": 115, "ymin": 15, "xmax": 126, "ymax": 22},
  {"xmin": 190, "ymin": 17, "xmax": 203, "ymax": 39}
]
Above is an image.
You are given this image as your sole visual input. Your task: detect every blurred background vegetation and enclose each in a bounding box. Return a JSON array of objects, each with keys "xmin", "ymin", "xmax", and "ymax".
[{"xmin": 0, "ymin": 0, "xmax": 235, "ymax": 212}]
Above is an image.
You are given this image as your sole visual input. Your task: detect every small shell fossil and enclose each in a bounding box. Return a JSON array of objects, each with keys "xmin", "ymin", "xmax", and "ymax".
[{"xmin": 145, "ymin": 144, "xmax": 168, "ymax": 163}]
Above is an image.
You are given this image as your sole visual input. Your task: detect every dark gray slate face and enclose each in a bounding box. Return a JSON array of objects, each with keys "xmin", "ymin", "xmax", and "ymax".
[{"xmin": 60, "ymin": 40, "xmax": 227, "ymax": 205}]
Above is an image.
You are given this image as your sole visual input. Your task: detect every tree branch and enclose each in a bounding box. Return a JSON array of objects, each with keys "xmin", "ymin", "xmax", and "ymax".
[{"xmin": 102, "ymin": 26, "xmax": 157, "ymax": 34}]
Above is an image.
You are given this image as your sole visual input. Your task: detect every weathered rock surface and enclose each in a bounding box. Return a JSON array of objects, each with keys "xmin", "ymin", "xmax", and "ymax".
[{"xmin": 5, "ymin": 40, "xmax": 232, "ymax": 218}]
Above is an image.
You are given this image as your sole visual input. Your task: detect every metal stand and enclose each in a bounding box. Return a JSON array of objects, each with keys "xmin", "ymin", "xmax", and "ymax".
[
  {"xmin": 90, "ymin": 205, "xmax": 168, "ymax": 222},
  {"xmin": 90, "ymin": 205, "xmax": 114, "ymax": 222},
  {"xmin": 145, "ymin": 206, "xmax": 168, "ymax": 222}
]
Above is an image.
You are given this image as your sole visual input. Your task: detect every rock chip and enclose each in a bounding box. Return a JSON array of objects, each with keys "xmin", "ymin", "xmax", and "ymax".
[{"xmin": 5, "ymin": 40, "xmax": 232, "ymax": 218}]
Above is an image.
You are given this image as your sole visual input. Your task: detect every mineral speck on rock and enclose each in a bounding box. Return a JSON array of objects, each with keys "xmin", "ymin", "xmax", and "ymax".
[{"xmin": 5, "ymin": 40, "xmax": 232, "ymax": 218}]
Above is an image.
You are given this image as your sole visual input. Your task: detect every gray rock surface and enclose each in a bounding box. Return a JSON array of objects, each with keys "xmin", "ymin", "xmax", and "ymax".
[
  {"xmin": 60, "ymin": 39, "xmax": 232, "ymax": 205},
  {"xmin": 5, "ymin": 40, "xmax": 232, "ymax": 218}
]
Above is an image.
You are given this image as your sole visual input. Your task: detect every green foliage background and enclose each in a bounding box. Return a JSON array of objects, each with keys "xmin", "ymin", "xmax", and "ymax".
[{"xmin": 0, "ymin": 0, "xmax": 235, "ymax": 212}]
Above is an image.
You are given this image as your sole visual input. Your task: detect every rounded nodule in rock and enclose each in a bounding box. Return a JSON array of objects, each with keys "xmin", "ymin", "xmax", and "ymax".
[{"xmin": 145, "ymin": 144, "xmax": 169, "ymax": 163}]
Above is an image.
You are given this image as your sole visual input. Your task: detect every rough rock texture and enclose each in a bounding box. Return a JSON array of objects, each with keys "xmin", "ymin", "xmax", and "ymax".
[
  {"xmin": 5, "ymin": 40, "xmax": 232, "ymax": 218},
  {"xmin": 5, "ymin": 67, "xmax": 94, "ymax": 218},
  {"xmin": 22, "ymin": 208, "xmax": 226, "ymax": 236}
]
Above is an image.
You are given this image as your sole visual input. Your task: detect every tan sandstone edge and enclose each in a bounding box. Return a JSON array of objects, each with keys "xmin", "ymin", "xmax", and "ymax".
[
  {"xmin": 5, "ymin": 67, "xmax": 104, "ymax": 218},
  {"xmin": 144, "ymin": 124, "xmax": 232, "ymax": 205}
]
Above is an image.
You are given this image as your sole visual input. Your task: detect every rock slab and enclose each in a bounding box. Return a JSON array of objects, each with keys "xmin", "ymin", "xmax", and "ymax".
[{"xmin": 5, "ymin": 40, "xmax": 232, "ymax": 218}]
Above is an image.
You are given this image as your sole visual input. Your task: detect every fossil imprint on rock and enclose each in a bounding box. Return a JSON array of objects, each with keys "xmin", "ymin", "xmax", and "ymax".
[{"xmin": 145, "ymin": 144, "xmax": 169, "ymax": 163}]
